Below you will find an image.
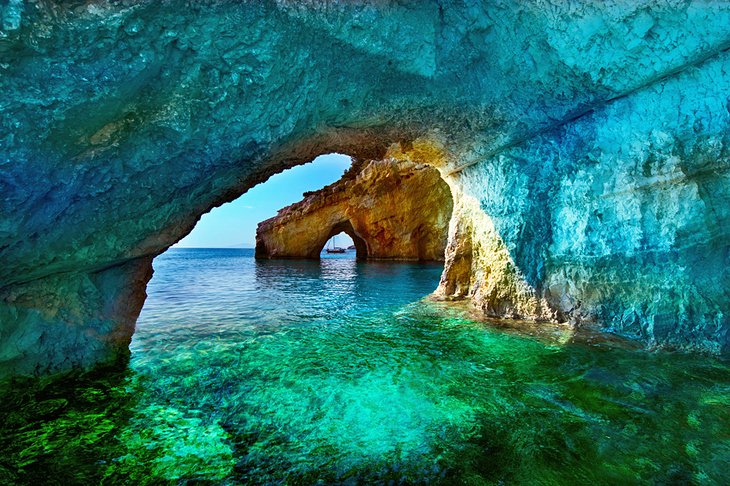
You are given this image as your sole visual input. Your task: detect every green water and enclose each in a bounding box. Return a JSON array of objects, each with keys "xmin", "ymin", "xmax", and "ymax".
[{"xmin": 1, "ymin": 249, "xmax": 728, "ymax": 484}]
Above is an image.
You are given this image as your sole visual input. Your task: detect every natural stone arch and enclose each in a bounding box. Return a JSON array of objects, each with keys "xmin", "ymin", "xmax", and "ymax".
[
  {"xmin": 255, "ymin": 158, "xmax": 452, "ymax": 262},
  {"xmin": 255, "ymin": 215, "xmax": 370, "ymax": 261},
  {"xmin": 1, "ymin": 2, "xmax": 729, "ymax": 379}
]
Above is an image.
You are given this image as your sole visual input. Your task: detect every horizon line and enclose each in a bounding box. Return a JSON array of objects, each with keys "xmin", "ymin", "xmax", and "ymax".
[{"xmin": 171, "ymin": 246, "xmax": 255, "ymax": 249}]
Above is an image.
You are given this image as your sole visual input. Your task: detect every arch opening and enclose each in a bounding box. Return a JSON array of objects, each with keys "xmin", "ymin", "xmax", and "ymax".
[
  {"xmin": 319, "ymin": 221, "xmax": 368, "ymax": 260},
  {"xmin": 176, "ymin": 153, "xmax": 355, "ymax": 250}
]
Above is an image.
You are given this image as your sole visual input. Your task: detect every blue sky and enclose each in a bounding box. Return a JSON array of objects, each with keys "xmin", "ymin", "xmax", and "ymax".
[{"xmin": 174, "ymin": 153, "xmax": 355, "ymax": 248}]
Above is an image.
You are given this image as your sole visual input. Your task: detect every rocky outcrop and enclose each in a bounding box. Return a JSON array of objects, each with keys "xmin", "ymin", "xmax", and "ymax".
[
  {"xmin": 431, "ymin": 50, "xmax": 730, "ymax": 354},
  {"xmin": 0, "ymin": 258, "xmax": 152, "ymax": 377},
  {"xmin": 1, "ymin": 1, "xmax": 730, "ymax": 378},
  {"xmin": 255, "ymin": 159, "xmax": 452, "ymax": 261}
]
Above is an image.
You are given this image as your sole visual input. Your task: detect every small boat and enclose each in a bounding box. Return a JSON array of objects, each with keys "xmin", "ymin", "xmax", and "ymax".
[{"xmin": 325, "ymin": 235, "xmax": 346, "ymax": 254}]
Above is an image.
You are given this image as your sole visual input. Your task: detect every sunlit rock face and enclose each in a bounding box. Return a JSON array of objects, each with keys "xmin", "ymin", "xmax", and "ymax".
[
  {"xmin": 1, "ymin": 1, "xmax": 730, "ymax": 377},
  {"xmin": 434, "ymin": 51, "xmax": 730, "ymax": 354},
  {"xmin": 256, "ymin": 158, "xmax": 452, "ymax": 261}
]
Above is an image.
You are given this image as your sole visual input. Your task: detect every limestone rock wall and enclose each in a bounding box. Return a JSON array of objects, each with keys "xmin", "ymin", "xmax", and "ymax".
[
  {"xmin": 255, "ymin": 159, "xmax": 452, "ymax": 261},
  {"xmin": 433, "ymin": 50, "xmax": 730, "ymax": 354},
  {"xmin": 1, "ymin": 1, "xmax": 730, "ymax": 377},
  {"xmin": 0, "ymin": 258, "xmax": 152, "ymax": 377}
]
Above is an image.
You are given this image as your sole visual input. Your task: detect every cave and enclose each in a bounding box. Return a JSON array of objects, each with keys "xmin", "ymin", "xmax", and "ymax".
[
  {"xmin": 0, "ymin": 2, "xmax": 728, "ymax": 379},
  {"xmin": 2, "ymin": 2, "xmax": 730, "ymax": 483}
]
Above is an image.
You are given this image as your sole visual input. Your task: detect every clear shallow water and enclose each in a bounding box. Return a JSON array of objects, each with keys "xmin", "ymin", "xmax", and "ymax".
[{"xmin": 1, "ymin": 248, "xmax": 729, "ymax": 484}]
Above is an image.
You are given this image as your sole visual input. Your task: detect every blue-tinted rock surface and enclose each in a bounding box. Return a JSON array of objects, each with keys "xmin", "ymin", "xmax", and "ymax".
[{"xmin": 1, "ymin": 1, "xmax": 729, "ymax": 377}]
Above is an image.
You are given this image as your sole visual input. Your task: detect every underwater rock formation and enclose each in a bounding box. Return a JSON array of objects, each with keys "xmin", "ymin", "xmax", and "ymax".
[
  {"xmin": 1, "ymin": 1, "xmax": 730, "ymax": 378},
  {"xmin": 255, "ymin": 159, "xmax": 452, "ymax": 261}
]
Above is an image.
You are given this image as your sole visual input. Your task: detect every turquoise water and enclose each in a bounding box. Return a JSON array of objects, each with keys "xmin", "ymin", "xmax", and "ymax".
[{"xmin": 1, "ymin": 248, "xmax": 729, "ymax": 484}]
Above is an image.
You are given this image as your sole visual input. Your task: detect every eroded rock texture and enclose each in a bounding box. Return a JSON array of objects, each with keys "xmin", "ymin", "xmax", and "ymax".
[
  {"xmin": 1, "ymin": 1, "xmax": 730, "ymax": 377},
  {"xmin": 255, "ymin": 158, "xmax": 452, "ymax": 261},
  {"xmin": 433, "ymin": 52, "xmax": 730, "ymax": 354}
]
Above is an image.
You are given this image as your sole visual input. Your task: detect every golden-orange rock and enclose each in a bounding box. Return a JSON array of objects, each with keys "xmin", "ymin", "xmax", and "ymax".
[{"xmin": 256, "ymin": 159, "xmax": 452, "ymax": 261}]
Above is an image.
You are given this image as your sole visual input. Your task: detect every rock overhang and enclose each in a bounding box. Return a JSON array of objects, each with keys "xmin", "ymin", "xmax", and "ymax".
[{"xmin": 1, "ymin": 1, "xmax": 730, "ymax": 378}]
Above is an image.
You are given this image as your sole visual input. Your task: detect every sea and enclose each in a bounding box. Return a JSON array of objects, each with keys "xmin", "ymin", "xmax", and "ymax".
[{"xmin": 1, "ymin": 248, "xmax": 728, "ymax": 484}]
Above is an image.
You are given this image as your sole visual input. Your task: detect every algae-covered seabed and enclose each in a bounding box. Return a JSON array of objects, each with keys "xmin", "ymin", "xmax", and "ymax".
[{"xmin": 1, "ymin": 249, "xmax": 728, "ymax": 484}]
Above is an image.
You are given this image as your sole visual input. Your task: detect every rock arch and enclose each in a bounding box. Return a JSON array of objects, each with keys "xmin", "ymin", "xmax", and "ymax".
[
  {"xmin": 256, "ymin": 215, "xmax": 370, "ymax": 261},
  {"xmin": 255, "ymin": 158, "xmax": 452, "ymax": 262},
  {"xmin": 1, "ymin": 2, "xmax": 730, "ymax": 379}
]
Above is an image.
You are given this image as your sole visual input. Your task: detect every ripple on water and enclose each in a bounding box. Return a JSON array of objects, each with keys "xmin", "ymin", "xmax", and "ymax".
[{"xmin": 0, "ymin": 248, "xmax": 728, "ymax": 484}]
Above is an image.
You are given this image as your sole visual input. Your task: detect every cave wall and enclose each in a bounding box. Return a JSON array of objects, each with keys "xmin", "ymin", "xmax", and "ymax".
[
  {"xmin": 0, "ymin": 258, "xmax": 152, "ymax": 377},
  {"xmin": 434, "ymin": 49, "xmax": 730, "ymax": 353},
  {"xmin": 1, "ymin": 1, "xmax": 730, "ymax": 378},
  {"xmin": 255, "ymin": 159, "xmax": 452, "ymax": 261}
]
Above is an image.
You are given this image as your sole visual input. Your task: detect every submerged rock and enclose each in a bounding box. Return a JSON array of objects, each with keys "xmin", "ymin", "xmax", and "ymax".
[
  {"xmin": 0, "ymin": 1, "xmax": 729, "ymax": 377},
  {"xmin": 255, "ymin": 158, "xmax": 452, "ymax": 261}
]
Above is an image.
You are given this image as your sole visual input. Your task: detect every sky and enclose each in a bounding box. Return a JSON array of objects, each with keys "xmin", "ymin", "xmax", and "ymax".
[{"xmin": 174, "ymin": 153, "xmax": 355, "ymax": 248}]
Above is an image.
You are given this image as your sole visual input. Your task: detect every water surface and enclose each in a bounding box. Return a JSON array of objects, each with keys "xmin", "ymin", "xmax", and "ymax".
[{"xmin": 1, "ymin": 248, "xmax": 728, "ymax": 484}]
